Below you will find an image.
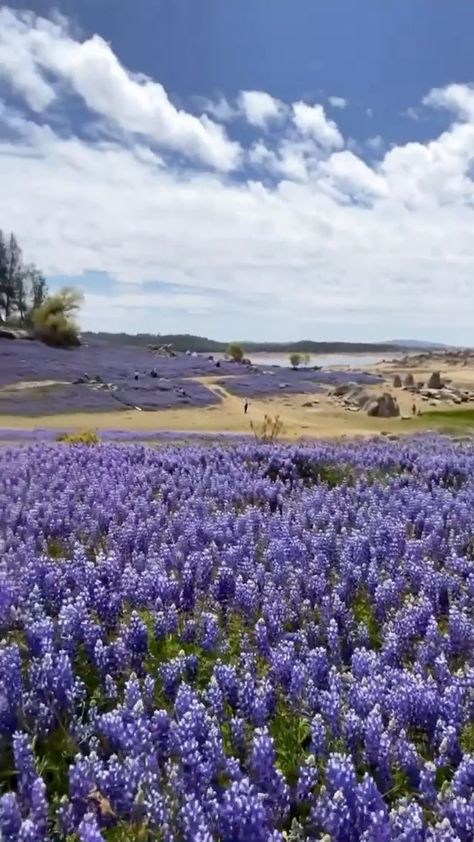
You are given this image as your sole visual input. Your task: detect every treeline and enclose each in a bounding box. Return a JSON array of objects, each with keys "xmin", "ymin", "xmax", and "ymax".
[
  {"xmin": 0, "ymin": 230, "xmax": 83, "ymax": 347},
  {"xmin": 83, "ymin": 331, "xmax": 403, "ymax": 354},
  {"xmin": 0, "ymin": 232, "xmax": 48, "ymax": 324}
]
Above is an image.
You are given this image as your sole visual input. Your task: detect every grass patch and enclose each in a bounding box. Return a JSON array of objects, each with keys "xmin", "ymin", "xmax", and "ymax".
[
  {"xmin": 270, "ymin": 698, "xmax": 312, "ymax": 785},
  {"xmin": 460, "ymin": 721, "xmax": 474, "ymax": 753},
  {"xmin": 352, "ymin": 587, "xmax": 381, "ymax": 649},
  {"xmin": 47, "ymin": 538, "xmax": 70, "ymax": 560},
  {"xmin": 57, "ymin": 430, "xmax": 100, "ymax": 445},
  {"xmin": 417, "ymin": 408, "xmax": 474, "ymax": 429}
]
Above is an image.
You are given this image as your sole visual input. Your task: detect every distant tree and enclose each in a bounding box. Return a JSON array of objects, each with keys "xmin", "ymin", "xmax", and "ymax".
[
  {"xmin": 289, "ymin": 352, "xmax": 302, "ymax": 369},
  {"xmin": 0, "ymin": 230, "xmax": 47, "ymax": 324},
  {"xmin": 0, "ymin": 232, "xmax": 21, "ymax": 322},
  {"xmin": 32, "ymin": 286, "xmax": 83, "ymax": 347},
  {"xmin": 28, "ymin": 268, "xmax": 48, "ymax": 313},
  {"xmin": 228, "ymin": 343, "xmax": 245, "ymax": 363},
  {"xmin": 303, "ymin": 352, "xmax": 311, "ymax": 367}
]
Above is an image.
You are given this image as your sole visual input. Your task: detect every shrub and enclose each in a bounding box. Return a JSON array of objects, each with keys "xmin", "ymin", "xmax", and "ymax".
[
  {"xmin": 56, "ymin": 430, "xmax": 99, "ymax": 445},
  {"xmin": 289, "ymin": 352, "xmax": 302, "ymax": 369},
  {"xmin": 227, "ymin": 343, "xmax": 244, "ymax": 363},
  {"xmin": 250, "ymin": 413, "xmax": 284, "ymax": 443},
  {"xmin": 32, "ymin": 287, "xmax": 83, "ymax": 348}
]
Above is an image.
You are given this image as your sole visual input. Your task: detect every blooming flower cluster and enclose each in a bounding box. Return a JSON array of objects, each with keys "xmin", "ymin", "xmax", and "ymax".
[{"xmin": 0, "ymin": 437, "xmax": 473, "ymax": 840}]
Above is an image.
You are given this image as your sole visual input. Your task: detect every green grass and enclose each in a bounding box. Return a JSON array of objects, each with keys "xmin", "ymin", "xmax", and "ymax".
[
  {"xmin": 415, "ymin": 408, "xmax": 474, "ymax": 431},
  {"xmin": 270, "ymin": 698, "xmax": 312, "ymax": 785},
  {"xmin": 352, "ymin": 587, "xmax": 381, "ymax": 649},
  {"xmin": 460, "ymin": 721, "xmax": 474, "ymax": 753}
]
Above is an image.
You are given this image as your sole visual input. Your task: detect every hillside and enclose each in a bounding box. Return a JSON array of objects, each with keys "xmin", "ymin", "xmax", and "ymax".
[{"xmin": 82, "ymin": 332, "xmax": 424, "ymax": 354}]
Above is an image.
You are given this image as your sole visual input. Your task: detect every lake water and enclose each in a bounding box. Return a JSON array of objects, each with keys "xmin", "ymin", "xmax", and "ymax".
[{"xmin": 246, "ymin": 352, "xmax": 398, "ymax": 369}]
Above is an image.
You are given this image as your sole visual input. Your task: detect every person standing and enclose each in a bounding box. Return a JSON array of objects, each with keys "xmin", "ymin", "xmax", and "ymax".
[{"xmin": 244, "ymin": 399, "xmax": 249, "ymax": 414}]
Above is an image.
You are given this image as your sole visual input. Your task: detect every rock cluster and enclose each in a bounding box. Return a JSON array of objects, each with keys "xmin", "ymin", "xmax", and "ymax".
[
  {"xmin": 74, "ymin": 374, "xmax": 117, "ymax": 391},
  {"xmin": 389, "ymin": 369, "xmax": 474, "ymax": 405},
  {"xmin": 331, "ymin": 383, "xmax": 400, "ymax": 417},
  {"xmin": 148, "ymin": 343, "xmax": 177, "ymax": 357},
  {"xmin": 0, "ymin": 328, "xmax": 33, "ymax": 341}
]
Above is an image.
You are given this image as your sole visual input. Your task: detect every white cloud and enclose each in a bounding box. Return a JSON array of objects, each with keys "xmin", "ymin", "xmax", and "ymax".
[
  {"xmin": 328, "ymin": 96, "xmax": 347, "ymax": 109},
  {"xmin": 237, "ymin": 90, "xmax": 285, "ymax": 128},
  {"xmin": 366, "ymin": 135, "xmax": 384, "ymax": 153},
  {"xmin": 423, "ymin": 83, "xmax": 474, "ymax": 121},
  {"xmin": 198, "ymin": 95, "xmax": 238, "ymax": 123},
  {"xmin": 318, "ymin": 150, "xmax": 388, "ymax": 201},
  {"xmin": 0, "ymin": 8, "xmax": 240, "ymax": 171},
  {"xmin": 292, "ymin": 102, "xmax": 344, "ymax": 150},
  {"xmin": 0, "ymin": 6, "xmax": 474, "ymax": 341}
]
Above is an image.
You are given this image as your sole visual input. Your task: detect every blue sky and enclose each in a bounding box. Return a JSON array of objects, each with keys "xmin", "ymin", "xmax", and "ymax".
[{"xmin": 1, "ymin": 1, "xmax": 474, "ymax": 342}]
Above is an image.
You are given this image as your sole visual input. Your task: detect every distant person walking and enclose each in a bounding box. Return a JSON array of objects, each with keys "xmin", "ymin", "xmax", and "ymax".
[
  {"xmin": 412, "ymin": 402, "xmax": 417, "ymax": 416},
  {"xmin": 244, "ymin": 399, "xmax": 249, "ymax": 415},
  {"xmin": 134, "ymin": 370, "xmax": 139, "ymax": 381}
]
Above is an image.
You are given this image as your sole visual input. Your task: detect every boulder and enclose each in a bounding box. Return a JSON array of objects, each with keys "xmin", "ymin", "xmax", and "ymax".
[
  {"xmin": 366, "ymin": 392, "xmax": 400, "ymax": 418},
  {"xmin": 366, "ymin": 400, "xmax": 380, "ymax": 416},
  {"xmin": 332, "ymin": 381, "xmax": 359, "ymax": 398},
  {"xmin": 404, "ymin": 373, "xmax": 415, "ymax": 388},
  {"xmin": 0, "ymin": 327, "xmax": 33, "ymax": 340},
  {"xmin": 427, "ymin": 371, "xmax": 443, "ymax": 389},
  {"xmin": 393, "ymin": 374, "xmax": 402, "ymax": 388},
  {"xmin": 0, "ymin": 328, "xmax": 15, "ymax": 340}
]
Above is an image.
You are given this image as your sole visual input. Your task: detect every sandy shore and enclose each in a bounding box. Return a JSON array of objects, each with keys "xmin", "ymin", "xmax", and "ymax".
[{"xmin": 1, "ymin": 357, "xmax": 474, "ymax": 440}]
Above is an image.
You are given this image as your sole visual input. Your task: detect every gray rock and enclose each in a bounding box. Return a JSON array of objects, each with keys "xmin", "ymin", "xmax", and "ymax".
[
  {"xmin": 367, "ymin": 392, "xmax": 400, "ymax": 418},
  {"xmin": 427, "ymin": 371, "xmax": 443, "ymax": 389},
  {"xmin": 404, "ymin": 373, "xmax": 415, "ymax": 387},
  {"xmin": 0, "ymin": 328, "xmax": 33, "ymax": 340},
  {"xmin": 332, "ymin": 381, "xmax": 359, "ymax": 398},
  {"xmin": 393, "ymin": 374, "xmax": 402, "ymax": 388}
]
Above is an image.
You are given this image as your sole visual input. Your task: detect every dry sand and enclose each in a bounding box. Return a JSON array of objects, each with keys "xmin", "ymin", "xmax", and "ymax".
[{"xmin": 1, "ymin": 358, "xmax": 474, "ymax": 440}]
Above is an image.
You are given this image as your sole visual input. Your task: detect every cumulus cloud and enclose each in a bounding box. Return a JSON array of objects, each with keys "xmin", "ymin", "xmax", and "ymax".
[
  {"xmin": 366, "ymin": 135, "xmax": 384, "ymax": 153},
  {"xmin": 0, "ymin": 8, "xmax": 240, "ymax": 171},
  {"xmin": 292, "ymin": 102, "xmax": 344, "ymax": 149},
  {"xmin": 328, "ymin": 96, "xmax": 347, "ymax": 109},
  {"xmin": 237, "ymin": 90, "xmax": 285, "ymax": 128},
  {"xmin": 0, "ymin": 7, "xmax": 474, "ymax": 340},
  {"xmin": 423, "ymin": 83, "xmax": 474, "ymax": 121}
]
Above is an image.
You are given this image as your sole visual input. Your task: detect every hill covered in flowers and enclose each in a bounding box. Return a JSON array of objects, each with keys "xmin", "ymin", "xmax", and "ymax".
[{"xmin": 0, "ymin": 438, "xmax": 473, "ymax": 840}]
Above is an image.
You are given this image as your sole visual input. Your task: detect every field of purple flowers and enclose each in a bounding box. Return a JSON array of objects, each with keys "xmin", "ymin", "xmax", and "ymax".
[
  {"xmin": 0, "ymin": 437, "xmax": 473, "ymax": 841},
  {"xmin": 0, "ymin": 338, "xmax": 382, "ymax": 414}
]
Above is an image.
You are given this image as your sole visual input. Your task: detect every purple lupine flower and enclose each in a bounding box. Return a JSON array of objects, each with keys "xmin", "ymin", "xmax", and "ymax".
[
  {"xmin": 0, "ymin": 792, "xmax": 22, "ymax": 841},
  {"xmin": 77, "ymin": 812, "xmax": 106, "ymax": 842}
]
